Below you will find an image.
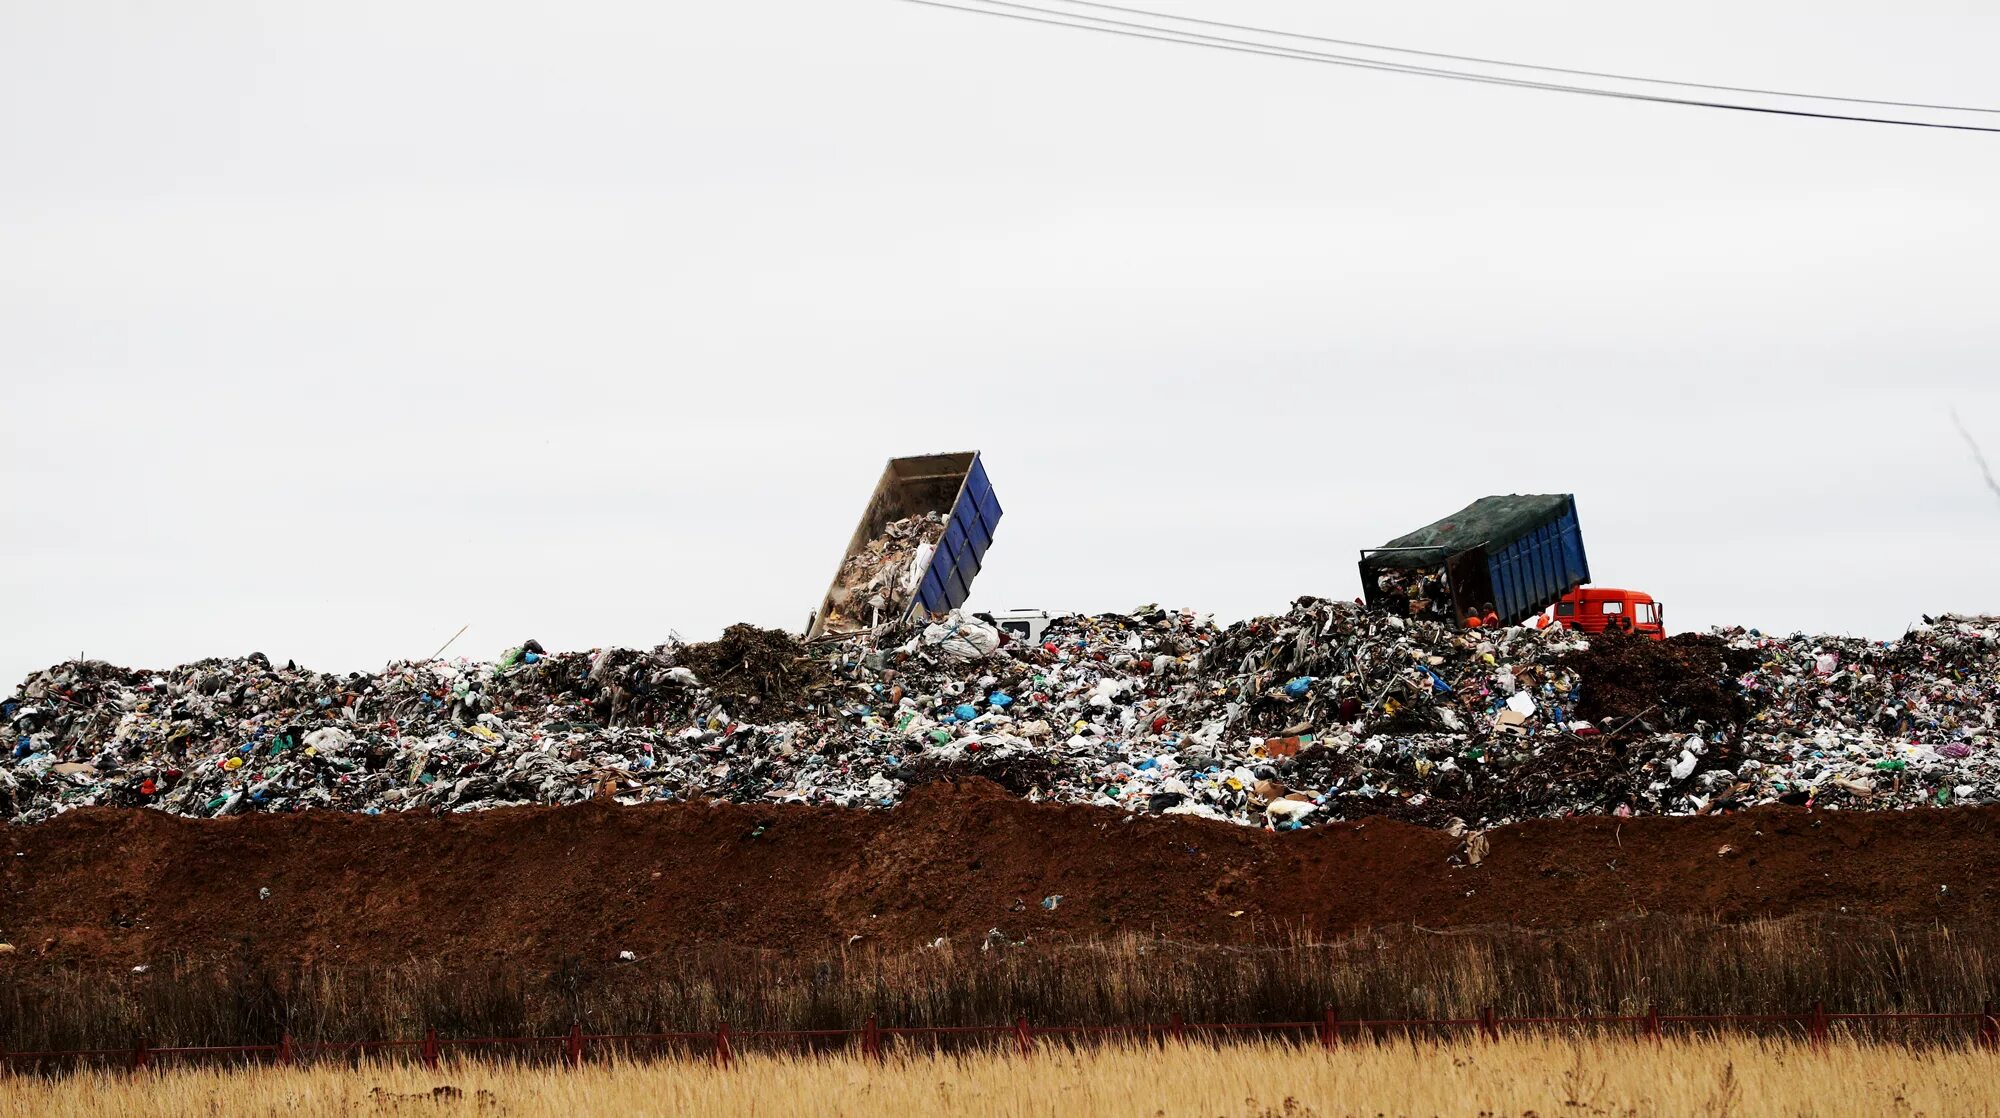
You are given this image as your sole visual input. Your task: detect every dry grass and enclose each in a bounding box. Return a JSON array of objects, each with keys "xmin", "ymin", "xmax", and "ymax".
[
  {"xmin": 6, "ymin": 914, "xmax": 1997, "ymax": 1052},
  {"xmin": 4, "ymin": 1037, "xmax": 1996, "ymax": 1117}
]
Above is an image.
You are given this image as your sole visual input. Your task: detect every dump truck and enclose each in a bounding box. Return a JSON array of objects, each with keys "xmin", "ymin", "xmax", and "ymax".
[
  {"xmin": 806, "ymin": 452, "xmax": 1003, "ymax": 639},
  {"xmin": 1359, "ymin": 494, "xmax": 1594, "ymax": 627},
  {"xmin": 1548, "ymin": 586, "xmax": 1665, "ymax": 638}
]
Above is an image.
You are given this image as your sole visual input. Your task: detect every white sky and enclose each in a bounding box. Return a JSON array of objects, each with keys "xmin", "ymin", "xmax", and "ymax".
[{"xmin": 5, "ymin": 0, "xmax": 2000, "ymax": 684}]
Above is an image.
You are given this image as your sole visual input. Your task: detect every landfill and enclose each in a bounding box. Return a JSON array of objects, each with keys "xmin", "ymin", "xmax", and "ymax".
[{"xmin": 5, "ymin": 601, "xmax": 1999, "ymax": 829}]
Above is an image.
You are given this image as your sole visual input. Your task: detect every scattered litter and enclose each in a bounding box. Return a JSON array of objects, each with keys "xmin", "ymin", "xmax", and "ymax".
[
  {"xmin": 1463, "ymin": 831, "xmax": 1491, "ymax": 866},
  {"xmin": 5, "ymin": 604, "xmax": 1998, "ymax": 831},
  {"xmin": 1265, "ymin": 798, "xmax": 1316, "ymax": 829}
]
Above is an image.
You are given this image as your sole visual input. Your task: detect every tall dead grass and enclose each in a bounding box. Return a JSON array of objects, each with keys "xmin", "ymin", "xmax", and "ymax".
[
  {"xmin": 4, "ymin": 914, "xmax": 1995, "ymax": 1052},
  {"xmin": 4, "ymin": 1037, "xmax": 1996, "ymax": 1118}
]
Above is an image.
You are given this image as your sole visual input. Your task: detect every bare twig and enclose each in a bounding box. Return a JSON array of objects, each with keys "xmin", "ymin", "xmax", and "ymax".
[
  {"xmin": 427, "ymin": 624, "xmax": 470, "ymax": 662},
  {"xmin": 1603, "ymin": 703, "xmax": 1661, "ymax": 739},
  {"xmin": 1949, "ymin": 409, "xmax": 2000, "ymax": 505}
]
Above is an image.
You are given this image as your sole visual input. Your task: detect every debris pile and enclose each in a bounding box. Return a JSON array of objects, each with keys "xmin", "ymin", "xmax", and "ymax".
[
  {"xmin": 6, "ymin": 601, "xmax": 1999, "ymax": 829},
  {"xmin": 671, "ymin": 624, "xmax": 835, "ymax": 708},
  {"xmin": 1565, "ymin": 633, "xmax": 1758, "ymax": 731},
  {"xmin": 818, "ymin": 514, "xmax": 946, "ymax": 634}
]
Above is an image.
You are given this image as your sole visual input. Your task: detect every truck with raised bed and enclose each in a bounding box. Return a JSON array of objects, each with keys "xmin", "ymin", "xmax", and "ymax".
[
  {"xmin": 1358, "ymin": 493, "xmax": 1663, "ymax": 637},
  {"xmin": 806, "ymin": 452, "xmax": 1003, "ymax": 639}
]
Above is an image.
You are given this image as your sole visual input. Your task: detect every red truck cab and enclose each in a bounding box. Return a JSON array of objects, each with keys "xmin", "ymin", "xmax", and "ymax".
[{"xmin": 1543, "ymin": 587, "xmax": 1665, "ymax": 639}]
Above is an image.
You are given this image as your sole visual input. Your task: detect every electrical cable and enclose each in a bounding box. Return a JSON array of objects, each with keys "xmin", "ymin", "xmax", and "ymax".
[
  {"xmin": 1041, "ymin": 0, "xmax": 2000, "ymax": 115},
  {"xmin": 898, "ymin": 0, "xmax": 2000, "ymax": 133}
]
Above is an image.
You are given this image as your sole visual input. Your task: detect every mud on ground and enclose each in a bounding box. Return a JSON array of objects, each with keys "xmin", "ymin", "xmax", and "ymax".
[{"xmin": 2, "ymin": 781, "xmax": 1995, "ymax": 972}]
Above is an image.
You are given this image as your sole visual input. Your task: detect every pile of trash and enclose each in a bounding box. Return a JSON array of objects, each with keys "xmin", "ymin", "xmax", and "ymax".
[{"xmin": 6, "ymin": 601, "xmax": 2000, "ymax": 830}]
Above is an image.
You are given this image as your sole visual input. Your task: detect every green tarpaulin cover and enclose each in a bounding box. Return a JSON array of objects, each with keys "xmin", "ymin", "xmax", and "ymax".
[{"xmin": 1360, "ymin": 494, "xmax": 1573, "ymax": 571}]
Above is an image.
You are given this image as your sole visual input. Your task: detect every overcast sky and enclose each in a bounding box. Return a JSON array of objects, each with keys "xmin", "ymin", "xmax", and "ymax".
[{"xmin": 5, "ymin": 0, "xmax": 1999, "ymax": 684}]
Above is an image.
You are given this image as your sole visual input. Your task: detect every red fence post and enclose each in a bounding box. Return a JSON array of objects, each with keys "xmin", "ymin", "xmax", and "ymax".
[
  {"xmin": 567, "ymin": 1024, "xmax": 585, "ymax": 1069},
  {"xmin": 132, "ymin": 1038, "xmax": 150, "ymax": 1071},
  {"xmin": 1808, "ymin": 1001, "xmax": 1827, "ymax": 1048},
  {"xmin": 713, "ymin": 1022, "xmax": 732, "ymax": 1068},
  {"xmin": 1169, "ymin": 1012, "xmax": 1184, "ymax": 1045},
  {"xmin": 862, "ymin": 1015, "xmax": 883, "ymax": 1063},
  {"xmin": 1646, "ymin": 1003, "xmax": 1661, "ymax": 1046},
  {"xmin": 1480, "ymin": 1007, "xmax": 1499, "ymax": 1043},
  {"xmin": 1320, "ymin": 1008, "xmax": 1337, "ymax": 1050},
  {"xmin": 278, "ymin": 1032, "xmax": 295, "ymax": 1067},
  {"xmin": 1015, "ymin": 1015, "xmax": 1033, "ymax": 1057}
]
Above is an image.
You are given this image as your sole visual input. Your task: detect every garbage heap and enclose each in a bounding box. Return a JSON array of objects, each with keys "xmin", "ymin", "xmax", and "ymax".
[{"xmin": 5, "ymin": 602, "xmax": 1999, "ymax": 829}]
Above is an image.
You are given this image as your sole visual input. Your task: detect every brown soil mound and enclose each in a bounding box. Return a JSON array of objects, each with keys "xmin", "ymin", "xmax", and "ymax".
[
  {"xmin": 2, "ymin": 784, "xmax": 1994, "ymax": 972},
  {"xmin": 674, "ymin": 624, "xmax": 832, "ymax": 709},
  {"xmin": 892, "ymin": 753, "xmax": 1065, "ymax": 797},
  {"xmin": 1564, "ymin": 631, "xmax": 1758, "ymax": 734}
]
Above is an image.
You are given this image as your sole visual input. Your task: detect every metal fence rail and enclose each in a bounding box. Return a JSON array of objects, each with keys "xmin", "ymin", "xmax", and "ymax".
[{"xmin": 5, "ymin": 1003, "xmax": 1998, "ymax": 1072}]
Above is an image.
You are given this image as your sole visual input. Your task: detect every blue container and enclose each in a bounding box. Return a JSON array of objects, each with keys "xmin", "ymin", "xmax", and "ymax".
[
  {"xmin": 1359, "ymin": 494, "xmax": 1591, "ymax": 626},
  {"xmin": 916, "ymin": 455, "xmax": 1002, "ymax": 613},
  {"xmin": 1484, "ymin": 502, "xmax": 1590, "ymax": 624}
]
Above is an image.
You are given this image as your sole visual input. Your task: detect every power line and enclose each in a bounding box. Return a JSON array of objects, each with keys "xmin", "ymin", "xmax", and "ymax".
[
  {"xmin": 959, "ymin": 0, "xmax": 1744, "ymax": 97},
  {"xmin": 899, "ymin": 0, "xmax": 2000, "ymax": 133},
  {"xmin": 1043, "ymin": 0, "xmax": 2000, "ymax": 115},
  {"xmin": 917, "ymin": 0, "xmax": 2000, "ymax": 130}
]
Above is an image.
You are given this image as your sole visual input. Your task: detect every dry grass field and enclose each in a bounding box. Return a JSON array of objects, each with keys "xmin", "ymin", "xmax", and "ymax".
[
  {"xmin": 5, "ymin": 1037, "xmax": 1996, "ymax": 1118},
  {"xmin": 9, "ymin": 915, "xmax": 1999, "ymax": 1053}
]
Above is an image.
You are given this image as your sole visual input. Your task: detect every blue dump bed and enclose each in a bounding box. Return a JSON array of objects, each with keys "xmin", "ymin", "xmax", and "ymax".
[
  {"xmin": 917, "ymin": 454, "xmax": 1002, "ymax": 614},
  {"xmin": 808, "ymin": 452, "xmax": 1002, "ymax": 637},
  {"xmin": 1359, "ymin": 494, "xmax": 1590, "ymax": 625}
]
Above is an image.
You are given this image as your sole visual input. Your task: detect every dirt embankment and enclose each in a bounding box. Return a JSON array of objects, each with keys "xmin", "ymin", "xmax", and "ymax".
[{"xmin": 2, "ymin": 781, "xmax": 1995, "ymax": 971}]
